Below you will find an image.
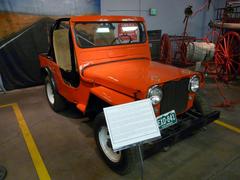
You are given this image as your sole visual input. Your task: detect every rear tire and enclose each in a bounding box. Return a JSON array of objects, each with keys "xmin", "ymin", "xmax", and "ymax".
[
  {"xmin": 94, "ymin": 112, "xmax": 137, "ymax": 175},
  {"xmin": 45, "ymin": 76, "xmax": 66, "ymax": 112}
]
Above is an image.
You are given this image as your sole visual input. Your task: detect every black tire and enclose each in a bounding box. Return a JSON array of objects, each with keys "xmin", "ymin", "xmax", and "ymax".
[
  {"xmin": 45, "ymin": 76, "xmax": 66, "ymax": 112},
  {"xmin": 94, "ymin": 112, "xmax": 137, "ymax": 175},
  {"xmin": 193, "ymin": 90, "xmax": 212, "ymax": 115},
  {"xmin": 0, "ymin": 165, "xmax": 7, "ymax": 180}
]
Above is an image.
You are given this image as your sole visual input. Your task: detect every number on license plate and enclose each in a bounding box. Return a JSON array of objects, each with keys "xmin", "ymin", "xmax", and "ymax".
[{"xmin": 157, "ymin": 110, "xmax": 177, "ymax": 130}]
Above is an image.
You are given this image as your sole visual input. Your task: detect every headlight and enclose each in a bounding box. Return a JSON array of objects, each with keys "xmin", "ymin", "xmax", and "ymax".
[
  {"xmin": 147, "ymin": 85, "xmax": 163, "ymax": 105},
  {"xmin": 189, "ymin": 75, "xmax": 200, "ymax": 92}
]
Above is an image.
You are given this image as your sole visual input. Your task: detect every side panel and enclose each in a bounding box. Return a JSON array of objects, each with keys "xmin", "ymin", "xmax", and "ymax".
[{"xmin": 39, "ymin": 54, "xmax": 92, "ymax": 110}]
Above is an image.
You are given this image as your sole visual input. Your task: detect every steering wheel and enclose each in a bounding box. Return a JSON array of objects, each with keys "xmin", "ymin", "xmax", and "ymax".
[{"xmin": 111, "ymin": 34, "xmax": 132, "ymax": 45}]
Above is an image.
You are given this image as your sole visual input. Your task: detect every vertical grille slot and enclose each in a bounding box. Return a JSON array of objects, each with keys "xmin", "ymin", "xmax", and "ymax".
[{"xmin": 160, "ymin": 78, "xmax": 189, "ymax": 114}]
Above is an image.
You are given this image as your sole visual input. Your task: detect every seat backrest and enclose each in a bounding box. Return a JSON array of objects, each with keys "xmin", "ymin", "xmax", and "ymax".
[
  {"xmin": 53, "ymin": 29, "xmax": 72, "ymax": 71},
  {"xmin": 94, "ymin": 30, "xmax": 115, "ymax": 46}
]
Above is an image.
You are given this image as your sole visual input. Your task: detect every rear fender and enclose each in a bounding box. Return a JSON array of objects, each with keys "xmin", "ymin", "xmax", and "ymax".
[{"xmin": 41, "ymin": 67, "xmax": 57, "ymax": 92}]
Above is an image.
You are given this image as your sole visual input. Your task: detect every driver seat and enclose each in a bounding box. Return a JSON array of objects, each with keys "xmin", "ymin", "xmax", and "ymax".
[{"xmin": 53, "ymin": 29, "xmax": 72, "ymax": 71}]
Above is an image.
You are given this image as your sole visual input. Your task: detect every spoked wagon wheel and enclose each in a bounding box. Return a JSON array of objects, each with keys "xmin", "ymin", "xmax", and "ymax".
[
  {"xmin": 159, "ymin": 34, "xmax": 172, "ymax": 64},
  {"xmin": 215, "ymin": 32, "xmax": 240, "ymax": 82}
]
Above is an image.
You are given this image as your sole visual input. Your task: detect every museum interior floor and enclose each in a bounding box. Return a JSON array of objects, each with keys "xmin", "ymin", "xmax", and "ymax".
[{"xmin": 0, "ymin": 78, "xmax": 239, "ymax": 180}]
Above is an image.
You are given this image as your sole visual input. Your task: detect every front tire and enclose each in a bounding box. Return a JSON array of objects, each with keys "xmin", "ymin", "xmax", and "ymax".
[
  {"xmin": 45, "ymin": 76, "xmax": 66, "ymax": 112},
  {"xmin": 193, "ymin": 90, "xmax": 212, "ymax": 115},
  {"xmin": 94, "ymin": 112, "xmax": 137, "ymax": 175}
]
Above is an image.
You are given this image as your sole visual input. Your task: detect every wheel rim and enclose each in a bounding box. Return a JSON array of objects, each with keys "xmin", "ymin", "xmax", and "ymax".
[
  {"xmin": 98, "ymin": 126, "xmax": 121, "ymax": 163},
  {"xmin": 215, "ymin": 32, "xmax": 240, "ymax": 82},
  {"xmin": 46, "ymin": 82, "xmax": 54, "ymax": 104}
]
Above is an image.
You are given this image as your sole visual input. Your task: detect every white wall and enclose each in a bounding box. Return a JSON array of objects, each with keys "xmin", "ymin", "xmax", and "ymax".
[
  {"xmin": 0, "ymin": 0, "xmax": 100, "ymax": 15},
  {"xmin": 101, "ymin": 0, "xmax": 225, "ymax": 38}
]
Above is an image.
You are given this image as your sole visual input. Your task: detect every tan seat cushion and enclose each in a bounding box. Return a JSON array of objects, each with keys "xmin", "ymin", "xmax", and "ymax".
[{"xmin": 53, "ymin": 29, "xmax": 72, "ymax": 71}]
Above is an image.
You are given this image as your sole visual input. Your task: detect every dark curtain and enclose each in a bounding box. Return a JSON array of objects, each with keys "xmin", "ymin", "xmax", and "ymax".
[
  {"xmin": 0, "ymin": 18, "xmax": 54, "ymax": 90},
  {"xmin": 0, "ymin": 0, "xmax": 100, "ymax": 90}
]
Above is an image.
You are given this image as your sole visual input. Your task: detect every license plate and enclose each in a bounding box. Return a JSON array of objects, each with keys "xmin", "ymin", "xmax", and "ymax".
[{"xmin": 157, "ymin": 110, "xmax": 177, "ymax": 130}]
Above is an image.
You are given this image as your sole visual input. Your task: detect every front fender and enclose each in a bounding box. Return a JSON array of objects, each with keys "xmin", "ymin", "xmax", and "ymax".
[{"xmin": 90, "ymin": 86, "xmax": 135, "ymax": 106}]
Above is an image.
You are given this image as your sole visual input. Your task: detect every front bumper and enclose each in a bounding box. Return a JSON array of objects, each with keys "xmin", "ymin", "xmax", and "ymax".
[{"xmin": 150, "ymin": 109, "xmax": 220, "ymax": 148}]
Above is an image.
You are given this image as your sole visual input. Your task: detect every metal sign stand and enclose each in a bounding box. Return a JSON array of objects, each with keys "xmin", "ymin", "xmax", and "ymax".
[
  {"xmin": 103, "ymin": 99, "xmax": 161, "ymax": 179},
  {"xmin": 137, "ymin": 143, "xmax": 144, "ymax": 180}
]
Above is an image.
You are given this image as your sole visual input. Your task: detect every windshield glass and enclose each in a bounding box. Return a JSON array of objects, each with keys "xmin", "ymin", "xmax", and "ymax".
[{"xmin": 74, "ymin": 22, "xmax": 146, "ymax": 48}]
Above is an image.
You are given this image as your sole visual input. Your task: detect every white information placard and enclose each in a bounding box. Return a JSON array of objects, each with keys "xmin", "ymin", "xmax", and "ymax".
[{"xmin": 103, "ymin": 99, "xmax": 161, "ymax": 151}]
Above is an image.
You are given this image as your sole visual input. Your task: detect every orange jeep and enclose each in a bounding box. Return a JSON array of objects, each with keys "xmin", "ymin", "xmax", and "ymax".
[{"xmin": 39, "ymin": 16, "xmax": 220, "ymax": 174}]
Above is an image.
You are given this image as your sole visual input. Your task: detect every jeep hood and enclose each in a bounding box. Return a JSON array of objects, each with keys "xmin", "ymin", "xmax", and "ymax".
[{"xmin": 83, "ymin": 59, "xmax": 195, "ymax": 97}]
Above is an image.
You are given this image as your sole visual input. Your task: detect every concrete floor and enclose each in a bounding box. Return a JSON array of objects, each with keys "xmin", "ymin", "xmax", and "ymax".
[{"xmin": 0, "ymin": 80, "xmax": 239, "ymax": 180}]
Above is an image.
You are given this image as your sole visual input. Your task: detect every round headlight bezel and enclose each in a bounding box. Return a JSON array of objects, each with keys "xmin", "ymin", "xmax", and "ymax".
[
  {"xmin": 147, "ymin": 85, "xmax": 163, "ymax": 105},
  {"xmin": 189, "ymin": 75, "xmax": 200, "ymax": 92}
]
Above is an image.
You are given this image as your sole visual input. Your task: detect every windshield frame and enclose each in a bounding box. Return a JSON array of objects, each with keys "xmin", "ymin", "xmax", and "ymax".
[{"xmin": 74, "ymin": 21, "xmax": 147, "ymax": 49}]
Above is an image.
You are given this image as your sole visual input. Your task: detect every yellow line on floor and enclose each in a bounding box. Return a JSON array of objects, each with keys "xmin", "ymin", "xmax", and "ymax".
[
  {"xmin": 0, "ymin": 103, "xmax": 14, "ymax": 108},
  {"xmin": 1, "ymin": 103, "xmax": 239, "ymax": 178},
  {"xmin": 0, "ymin": 103, "xmax": 51, "ymax": 180},
  {"xmin": 214, "ymin": 120, "xmax": 240, "ymax": 134}
]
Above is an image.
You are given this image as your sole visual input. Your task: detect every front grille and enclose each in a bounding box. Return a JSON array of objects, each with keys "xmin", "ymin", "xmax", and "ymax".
[{"xmin": 160, "ymin": 78, "xmax": 189, "ymax": 114}]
